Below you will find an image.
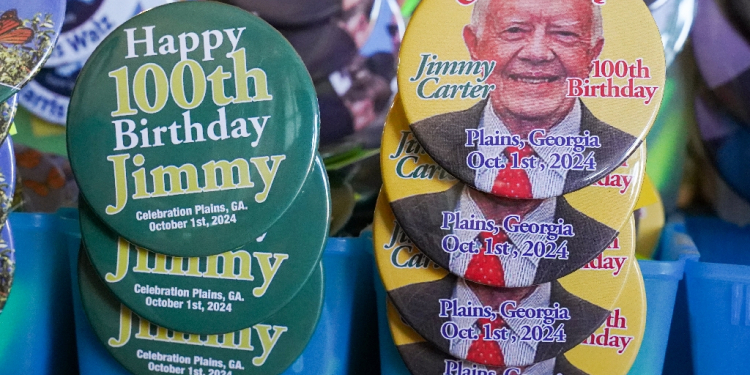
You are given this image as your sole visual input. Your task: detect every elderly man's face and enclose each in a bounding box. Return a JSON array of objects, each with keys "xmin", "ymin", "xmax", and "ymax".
[{"xmin": 464, "ymin": 0, "xmax": 603, "ymax": 124}]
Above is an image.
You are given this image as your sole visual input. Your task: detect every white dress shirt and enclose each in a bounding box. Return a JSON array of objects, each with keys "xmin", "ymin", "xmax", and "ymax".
[
  {"xmin": 474, "ymin": 100, "xmax": 582, "ymax": 198},
  {"xmin": 449, "ymin": 279, "xmax": 553, "ymax": 367},
  {"xmin": 454, "ymin": 357, "xmax": 558, "ymax": 375},
  {"xmin": 450, "ymin": 186, "xmax": 557, "ymax": 287}
]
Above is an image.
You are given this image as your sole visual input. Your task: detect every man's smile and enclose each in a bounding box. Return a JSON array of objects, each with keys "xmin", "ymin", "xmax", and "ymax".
[{"xmin": 506, "ymin": 73, "xmax": 562, "ymax": 84}]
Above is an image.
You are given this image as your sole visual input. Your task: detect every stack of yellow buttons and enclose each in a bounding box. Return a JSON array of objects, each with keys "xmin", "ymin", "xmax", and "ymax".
[{"xmin": 375, "ymin": 0, "xmax": 665, "ymax": 373}]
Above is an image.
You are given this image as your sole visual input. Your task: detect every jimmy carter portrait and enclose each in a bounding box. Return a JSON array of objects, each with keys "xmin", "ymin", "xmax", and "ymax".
[
  {"xmin": 409, "ymin": 0, "xmax": 638, "ymax": 198},
  {"xmin": 397, "ymin": 341, "xmax": 589, "ymax": 375},
  {"xmin": 390, "ymin": 183, "xmax": 617, "ymax": 287},
  {"xmin": 389, "ymin": 274, "xmax": 608, "ymax": 367}
]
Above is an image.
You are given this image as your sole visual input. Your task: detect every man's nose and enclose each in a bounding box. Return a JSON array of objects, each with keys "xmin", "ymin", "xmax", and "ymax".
[{"xmin": 517, "ymin": 29, "xmax": 555, "ymax": 63}]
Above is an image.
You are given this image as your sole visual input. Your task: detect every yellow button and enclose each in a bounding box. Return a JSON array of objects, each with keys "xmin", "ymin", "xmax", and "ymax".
[
  {"xmin": 381, "ymin": 95, "xmax": 646, "ymax": 287},
  {"xmin": 396, "ymin": 0, "xmax": 664, "ymax": 199}
]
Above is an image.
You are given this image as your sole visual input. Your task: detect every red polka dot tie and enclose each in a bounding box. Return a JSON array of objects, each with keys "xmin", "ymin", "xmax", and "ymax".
[
  {"xmin": 466, "ymin": 315, "xmax": 508, "ymax": 366},
  {"xmin": 464, "ymin": 231, "xmax": 507, "ymax": 287},
  {"xmin": 491, "ymin": 146, "xmax": 535, "ymax": 199}
]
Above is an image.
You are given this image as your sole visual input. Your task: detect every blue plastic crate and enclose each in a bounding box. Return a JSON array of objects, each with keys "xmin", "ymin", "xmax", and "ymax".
[
  {"xmin": 681, "ymin": 216, "xmax": 750, "ymax": 375},
  {"xmin": 0, "ymin": 213, "xmax": 79, "ymax": 374}
]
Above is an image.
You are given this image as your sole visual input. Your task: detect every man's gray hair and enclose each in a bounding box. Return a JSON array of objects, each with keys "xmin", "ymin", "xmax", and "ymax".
[{"xmin": 470, "ymin": 0, "xmax": 604, "ymax": 47}]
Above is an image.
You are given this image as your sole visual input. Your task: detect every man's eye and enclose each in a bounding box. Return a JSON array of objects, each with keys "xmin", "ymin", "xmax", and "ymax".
[
  {"xmin": 555, "ymin": 31, "xmax": 580, "ymax": 39},
  {"xmin": 501, "ymin": 27, "xmax": 528, "ymax": 39}
]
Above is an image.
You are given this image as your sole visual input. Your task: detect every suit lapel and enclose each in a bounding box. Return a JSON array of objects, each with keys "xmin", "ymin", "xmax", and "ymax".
[
  {"xmin": 389, "ymin": 275, "xmax": 458, "ymax": 354},
  {"xmin": 410, "ymin": 100, "xmax": 486, "ymax": 185},
  {"xmin": 392, "ymin": 277, "xmax": 608, "ymax": 368},
  {"xmin": 533, "ymin": 196, "xmax": 618, "ymax": 284},
  {"xmin": 455, "ymin": 100, "xmax": 486, "ymax": 184},
  {"xmin": 535, "ymin": 280, "xmax": 610, "ymax": 363},
  {"xmin": 564, "ymin": 102, "xmax": 641, "ymax": 192},
  {"xmin": 415, "ymin": 99, "xmax": 640, "ymax": 195},
  {"xmin": 397, "ymin": 342, "xmax": 456, "ymax": 375},
  {"xmin": 391, "ymin": 184, "xmax": 464, "ymax": 267}
]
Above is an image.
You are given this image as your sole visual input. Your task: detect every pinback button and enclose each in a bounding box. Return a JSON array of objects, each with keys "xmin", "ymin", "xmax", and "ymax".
[
  {"xmin": 19, "ymin": 62, "xmax": 82, "ymax": 125},
  {"xmin": 45, "ymin": 0, "xmax": 170, "ymax": 67},
  {"xmin": 78, "ymin": 249, "xmax": 323, "ymax": 375},
  {"xmin": 648, "ymin": 0, "xmax": 695, "ymax": 68},
  {"xmin": 0, "ymin": 222, "xmax": 16, "ymax": 315},
  {"xmin": 27, "ymin": 0, "xmax": 174, "ymax": 124},
  {"xmin": 279, "ymin": 0, "xmax": 401, "ymax": 146},
  {"xmin": 279, "ymin": 24, "xmax": 358, "ymax": 145},
  {"xmin": 373, "ymin": 192, "xmax": 636, "ymax": 368},
  {"xmin": 386, "ymin": 298, "xmax": 588, "ymax": 375},
  {"xmin": 633, "ymin": 174, "xmax": 664, "ymax": 259},
  {"xmin": 559, "ymin": 259, "xmax": 646, "ymax": 374},
  {"xmin": 219, "ymin": 0, "xmax": 342, "ymax": 28},
  {"xmin": 385, "ymin": 257, "xmax": 645, "ymax": 375},
  {"xmin": 0, "ymin": 137, "xmax": 17, "ymax": 224},
  {"xmin": 692, "ymin": 0, "xmax": 750, "ymax": 126},
  {"xmin": 643, "ymin": 54, "xmax": 692, "ymax": 205},
  {"xmin": 321, "ymin": 0, "xmax": 401, "ymax": 145},
  {"xmin": 694, "ymin": 94, "xmax": 750, "ymax": 204},
  {"xmin": 0, "ymin": 95, "xmax": 19, "ymax": 145},
  {"xmin": 67, "ymin": 1, "xmax": 319, "ymax": 257},
  {"xmin": 0, "ymin": 0, "xmax": 66, "ymax": 103},
  {"xmin": 80, "ymin": 156, "xmax": 330, "ymax": 334},
  {"xmin": 60, "ymin": 0, "xmax": 106, "ymax": 32},
  {"xmin": 397, "ymin": 0, "xmax": 664, "ymax": 199},
  {"xmin": 381, "ymin": 95, "xmax": 645, "ymax": 288},
  {"xmin": 279, "ymin": 20, "xmax": 358, "ymax": 84}
]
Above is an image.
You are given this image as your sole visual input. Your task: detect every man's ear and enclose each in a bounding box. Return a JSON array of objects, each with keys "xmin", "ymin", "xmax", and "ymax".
[
  {"xmin": 463, "ymin": 25, "xmax": 479, "ymax": 60},
  {"xmin": 588, "ymin": 38, "xmax": 605, "ymax": 72}
]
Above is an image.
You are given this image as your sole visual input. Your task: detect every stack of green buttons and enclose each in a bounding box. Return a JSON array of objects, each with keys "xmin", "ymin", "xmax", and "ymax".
[{"xmin": 66, "ymin": 2, "xmax": 330, "ymax": 374}]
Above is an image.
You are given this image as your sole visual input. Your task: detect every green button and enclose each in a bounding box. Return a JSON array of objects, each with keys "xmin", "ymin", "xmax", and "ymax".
[
  {"xmin": 78, "ymin": 249, "xmax": 323, "ymax": 375},
  {"xmin": 67, "ymin": 1, "xmax": 319, "ymax": 257},
  {"xmin": 80, "ymin": 156, "xmax": 329, "ymax": 334}
]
